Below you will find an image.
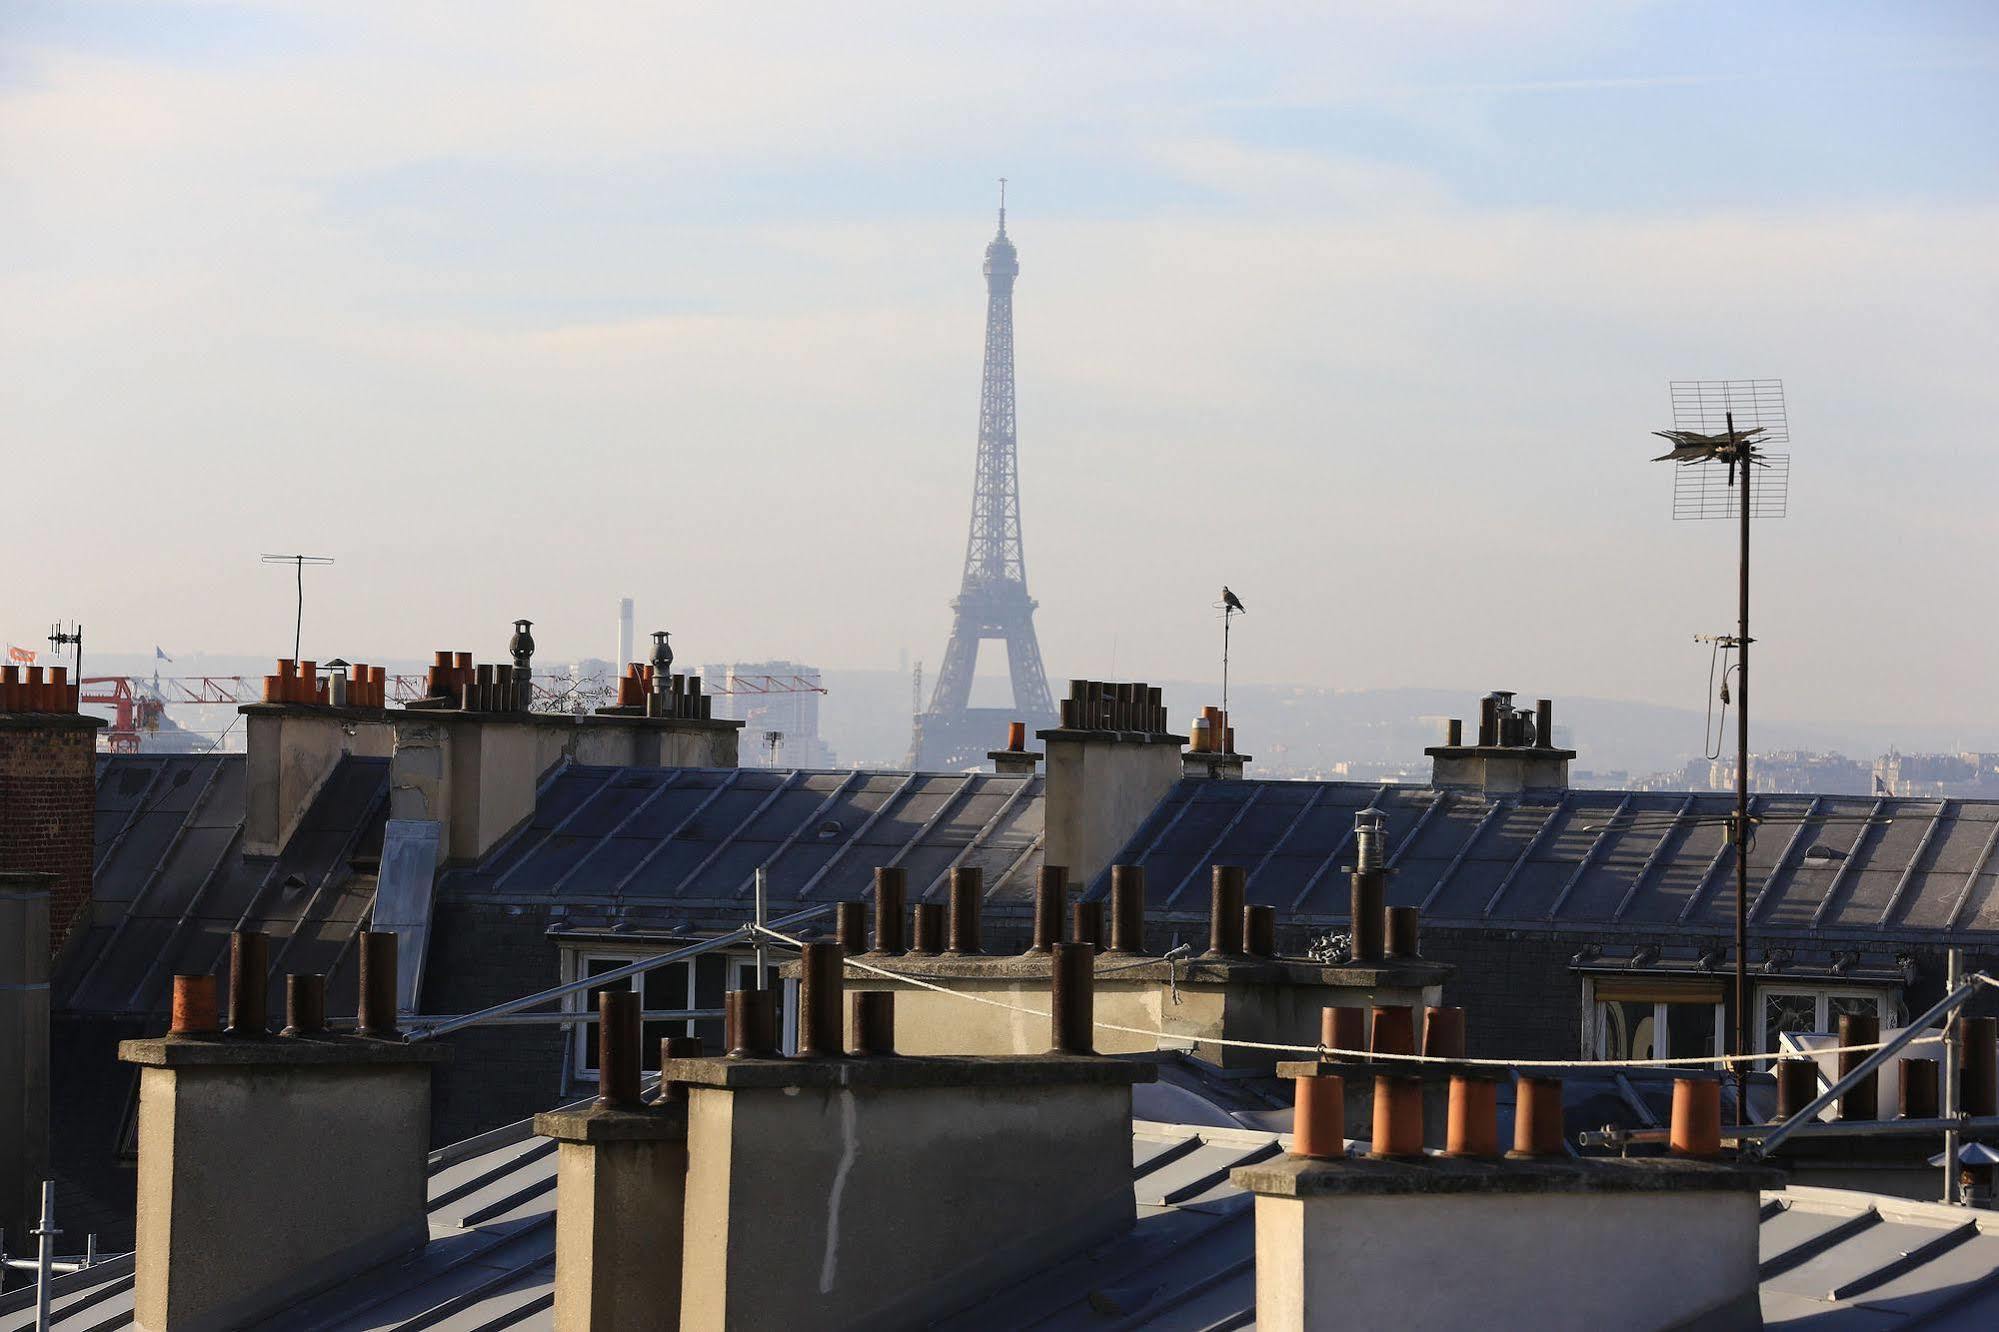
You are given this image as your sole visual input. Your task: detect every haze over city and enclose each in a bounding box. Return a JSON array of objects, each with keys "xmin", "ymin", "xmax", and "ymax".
[{"xmin": 6, "ymin": 2, "xmax": 1996, "ymax": 738}]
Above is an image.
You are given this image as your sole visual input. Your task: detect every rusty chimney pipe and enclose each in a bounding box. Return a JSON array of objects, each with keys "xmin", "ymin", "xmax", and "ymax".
[
  {"xmin": 873, "ymin": 866, "xmax": 906, "ymax": 955},
  {"xmin": 595, "ymin": 989, "xmax": 643, "ymax": 1110},
  {"xmin": 835, "ymin": 901, "xmax": 867, "ymax": 956},
  {"xmin": 1321, "ymin": 1006, "xmax": 1365, "ymax": 1059},
  {"xmin": 1900, "ymin": 1057, "xmax": 1940, "ymax": 1120},
  {"xmin": 1446, "ymin": 1076, "xmax": 1501, "ymax": 1158},
  {"xmin": 1109, "ymin": 864, "xmax": 1146, "ymax": 954},
  {"xmin": 1421, "ymin": 1006, "xmax": 1466, "ymax": 1059},
  {"xmin": 1959, "ymin": 1016, "xmax": 1998, "ymax": 1116},
  {"xmin": 656, "ymin": 1035, "xmax": 703, "ymax": 1103},
  {"xmin": 1837, "ymin": 1012, "xmax": 1880, "ymax": 1120},
  {"xmin": 910, "ymin": 902, "xmax": 943, "ymax": 955},
  {"xmin": 357, "ymin": 930, "xmax": 399, "ymax": 1038},
  {"xmin": 851, "ymin": 992, "xmax": 896, "ymax": 1057},
  {"xmin": 725, "ymin": 989, "xmax": 778, "ymax": 1058},
  {"xmin": 1670, "ymin": 1077, "xmax": 1723, "ymax": 1158},
  {"xmin": 1370, "ymin": 1076, "xmax": 1425, "ymax": 1159},
  {"xmin": 1384, "ymin": 906, "xmax": 1419, "ymax": 959},
  {"xmin": 1446, "ymin": 718, "xmax": 1463, "ymax": 747},
  {"xmin": 282, "ymin": 973, "xmax": 326, "ymax": 1037},
  {"xmin": 1350, "ymin": 810, "xmax": 1387, "ymax": 962},
  {"xmin": 1049, "ymin": 941, "xmax": 1094, "ymax": 1055},
  {"xmin": 1536, "ymin": 698, "xmax": 1554, "ymax": 748},
  {"xmin": 1006, "ymin": 720, "xmax": 1027, "ymax": 751},
  {"xmin": 225, "ymin": 929, "xmax": 270, "ymax": 1036},
  {"xmin": 1292, "ymin": 1075, "xmax": 1345, "ymax": 1160},
  {"xmin": 1773, "ymin": 1058, "xmax": 1818, "ymax": 1122},
  {"xmin": 946, "ymin": 867, "xmax": 983, "ymax": 955},
  {"xmin": 1243, "ymin": 904, "xmax": 1276, "ymax": 958},
  {"xmin": 1071, "ymin": 900, "xmax": 1103, "ymax": 952},
  {"xmin": 170, "ymin": 974, "xmax": 219, "ymax": 1036},
  {"xmin": 1029, "ymin": 865, "xmax": 1067, "ymax": 952},
  {"xmin": 797, "ymin": 942, "xmax": 845, "ymax": 1058},
  {"xmin": 1478, "ymin": 696, "xmax": 1498, "ymax": 747},
  {"xmin": 1511, "ymin": 1076, "xmax": 1566, "ymax": 1158},
  {"xmin": 1206, "ymin": 865, "xmax": 1246, "ymax": 957}
]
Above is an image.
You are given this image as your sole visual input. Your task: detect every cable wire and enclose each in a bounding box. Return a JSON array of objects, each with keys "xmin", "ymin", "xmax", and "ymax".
[{"xmin": 751, "ymin": 923, "xmax": 1987, "ymax": 1071}]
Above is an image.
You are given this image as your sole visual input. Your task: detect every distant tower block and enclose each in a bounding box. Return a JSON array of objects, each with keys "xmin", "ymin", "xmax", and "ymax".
[
  {"xmin": 617, "ymin": 597, "xmax": 634, "ymax": 669},
  {"xmin": 910, "ymin": 184, "xmax": 1058, "ymax": 769}
]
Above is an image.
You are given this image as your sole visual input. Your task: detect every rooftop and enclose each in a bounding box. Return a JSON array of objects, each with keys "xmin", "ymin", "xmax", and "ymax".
[{"xmin": 9, "ymin": 1103, "xmax": 1997, "ymax": 1330}]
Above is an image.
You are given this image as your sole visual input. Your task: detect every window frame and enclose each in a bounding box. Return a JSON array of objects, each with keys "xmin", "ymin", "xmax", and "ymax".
[
  {"xmin": 1580, "ymin": 976, "xmax": 1726, "ymax": 1063},
  {"xmin": 1756, "ymin": 984, "xmax": 1899, "ymax": 1060},
  {"xmin": 558, "ymin": 943, "xmax": 789, "ymax": 1085}
]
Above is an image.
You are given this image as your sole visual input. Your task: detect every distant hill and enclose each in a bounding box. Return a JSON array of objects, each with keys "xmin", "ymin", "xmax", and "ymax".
[{"xmin": 815, "ymin": 671, "xmax": 1999, "ymax": 779}]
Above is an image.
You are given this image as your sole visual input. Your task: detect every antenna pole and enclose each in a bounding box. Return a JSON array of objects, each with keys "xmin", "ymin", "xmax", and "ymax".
[
  {"xmin": 1732, "ymin": 409, "xmax": 1752, "ymax": 1124},
  {"xmin": 1222, "ymin": 608, "xmax": 1232, "ymax": 718}
]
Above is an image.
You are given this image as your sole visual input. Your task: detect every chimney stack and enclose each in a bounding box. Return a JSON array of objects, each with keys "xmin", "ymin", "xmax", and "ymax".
[
  {"xmin": 536, "ymin": 989, "xmax": 690, "ymax": 1332},
  {"xmin": 244, "ymin": 656, "xmax": 395, "ymax": 857},
  {"xmin": 120, "ymin": 944, "xmax": 449, "ymax": 1330},
  {"xmin": 1426, "ymin": 690, "xmax": 1576, "ymax": 793},
  {"xmin": 388, "ymin": 622, "xmax": 743, "ymax": 864},
  {"xmin": 0, "ymin": 700, "xmax": 102, "ymax": 955},
  {"xmin": 1041, "ymin": 680, "xmax": 1186, "ymax": 884}
]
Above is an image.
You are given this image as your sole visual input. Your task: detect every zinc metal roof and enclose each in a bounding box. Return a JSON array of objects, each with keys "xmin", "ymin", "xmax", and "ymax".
[
  {"xmin": 13, "ymin": 1107, "xmax": 1999, "ymax": 1331},
  {"xmin": 1098, "ymin": 780, "xmax": 1999, "ymax": 941},
  {"xmin": 60, "ymin": 753, "xmax": 388, "ymax": 1017},
  {"xmin": 442, "ymin": 765, "xmax": 1045, "ymax": 911}
]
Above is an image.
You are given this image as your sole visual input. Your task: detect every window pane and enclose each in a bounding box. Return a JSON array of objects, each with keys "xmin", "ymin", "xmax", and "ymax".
[
  {"xmin": 1665, "ymin": 1002, "xmax": 1718, "ymax": 1060},
  {"xmin": 580, "ymin": 960, "xmax": 634, "ymax": 1072},
  {"xmin": 1829, "ymin": 996, "xmax": 1877, "ymax": 1029},
  {"xmin": 1602, "ymin": 1001, "xmax": 1656, "ymax": 1061},
  {"xmin": 637, "ymin": 962, "xmax": 692, "ymax": 1068},
  {"xmin": 694, "ymin": 956, "xmax": 727, "ymax": 1053},
  {"xmin": 1763, "ymin": 992, "xmax": 1816, "ymax": 1052}
]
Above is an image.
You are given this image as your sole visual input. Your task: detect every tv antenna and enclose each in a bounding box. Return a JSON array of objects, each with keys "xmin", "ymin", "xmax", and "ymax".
[
  {"xmin": 261, "ymin": 554, "xmax": 335, "ymax": 660},
  {"xmin": 47, "ymin": 620, "xmax": 83, "ymax": 682},
  {"xmin": 763, "ymin": 730, "xmax": 784, "ymax": 768},
  {"xmin": 1652, "ymin": 381, "xmax": 1789, "ymax": 1121}
]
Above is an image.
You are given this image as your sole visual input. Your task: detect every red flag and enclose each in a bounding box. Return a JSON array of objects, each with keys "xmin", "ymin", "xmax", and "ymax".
[{"xmin": 6, "ymin": 644, "xmax": 35, "ymax": 665}]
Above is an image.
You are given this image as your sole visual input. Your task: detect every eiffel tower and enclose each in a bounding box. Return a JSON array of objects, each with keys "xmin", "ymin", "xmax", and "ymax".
[{"xmin": 909, "ymin": 184, "xmax": 1057, "ymax": 769}]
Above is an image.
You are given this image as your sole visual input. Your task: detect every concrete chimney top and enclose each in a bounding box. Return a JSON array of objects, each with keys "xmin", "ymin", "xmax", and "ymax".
[{"xmin": 1424, "ymin": 692, "xmax": 1575, "ymax": 794}]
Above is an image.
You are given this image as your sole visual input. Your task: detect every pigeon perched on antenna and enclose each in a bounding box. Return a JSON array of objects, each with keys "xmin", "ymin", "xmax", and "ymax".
[
  {"xmin": 1222, "ymin": 587, "xmax": 1245, "ymax": 614},
  {"xmin": 1652, "ymin": 425, "xmax": 1770, "ymax": 485}
]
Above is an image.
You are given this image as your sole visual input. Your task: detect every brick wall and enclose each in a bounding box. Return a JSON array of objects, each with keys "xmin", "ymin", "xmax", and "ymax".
[{"xmin": 0, "ymin": 720, "xmax": 99, "ymax": 957}]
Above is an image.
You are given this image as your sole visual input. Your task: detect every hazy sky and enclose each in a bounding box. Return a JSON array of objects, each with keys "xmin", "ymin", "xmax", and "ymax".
[{"xmin": 5, "ymin": 2, "xmax": 1996, "ymax": 734}]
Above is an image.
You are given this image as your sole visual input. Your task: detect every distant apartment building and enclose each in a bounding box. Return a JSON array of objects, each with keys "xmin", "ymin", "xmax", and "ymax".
[
  {"xmin": 700, "ymin": 660, "xmax": 834, "ymax": 768},
  {"xmin": 1876, "ymin": 749, "xmax": 1999, "ymax": 798},
  {"xmin": 1699, "ymin": 750, "xmax": 1874, "ymax": 796}
]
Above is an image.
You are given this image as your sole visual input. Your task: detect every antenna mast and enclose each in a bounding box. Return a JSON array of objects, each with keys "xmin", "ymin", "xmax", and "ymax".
[
  {"xmin": 261, "ymin": 554, "xmax": 336, "ymax": 660},
  {"xmin": 1650, "ymin": 379, "xmax": 1790, "ymax": 1122}
]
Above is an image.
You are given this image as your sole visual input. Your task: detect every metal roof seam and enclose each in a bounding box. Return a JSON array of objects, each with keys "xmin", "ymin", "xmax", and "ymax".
[
  {"xmin": 545, "ymin": 768, "xmax": 694, "ymax": 896},
  {"xmin": 485, "ymin": 768, "xmax": 624, "ymax": 897},
  {"xmin": 1879, "ymin": 800, "xmax": 1956, "ymax": 929},
  {"xmin": 1164, "ymin": 784, "xmax": 1270, "ymax": 908}
]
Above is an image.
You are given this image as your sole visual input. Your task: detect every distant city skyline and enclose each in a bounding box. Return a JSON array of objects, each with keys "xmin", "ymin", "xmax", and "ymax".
[{"xmin": 6, "ymin": 3, "xmax": 1996, "ymax": 731}]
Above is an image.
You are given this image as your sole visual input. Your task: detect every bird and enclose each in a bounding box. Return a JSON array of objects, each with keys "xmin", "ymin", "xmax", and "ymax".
[
  {"xmin": 1221, "ymin": 587, "xmax": 1245, "ymax": 614},
  {"xmin": 1651, "ymin": 425, "xmax": 1769, "ymax": 485}
]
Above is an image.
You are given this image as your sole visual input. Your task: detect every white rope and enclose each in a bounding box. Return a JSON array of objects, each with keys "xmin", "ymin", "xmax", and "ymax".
[{"xmin": 755, "ymin": 926, "xmax": 1977, "ymax": 1071}]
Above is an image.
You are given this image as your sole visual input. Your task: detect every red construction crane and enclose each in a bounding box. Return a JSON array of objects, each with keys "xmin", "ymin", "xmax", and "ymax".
[{"xmin": 81, "ymin": 676, "xmax": 254, "ymax": 752}]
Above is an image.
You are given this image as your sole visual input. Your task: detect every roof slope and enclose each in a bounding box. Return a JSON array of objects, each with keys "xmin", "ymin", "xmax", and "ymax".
[
  {"xmin": 61, "ymin": 753, "xmax": 388, "ymax": 1017},
  {"xmin": 1101, "ymin": 780, "xmax": 1999, "ymax": 941},
  {"xmin": 440, "ymin": 766, "xmax": 1045, "ymax": 918},
  {"xmin": 12, "ymin": 1110, "xmax": 1999, "ymax": 1330}
]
